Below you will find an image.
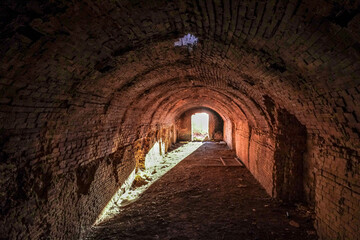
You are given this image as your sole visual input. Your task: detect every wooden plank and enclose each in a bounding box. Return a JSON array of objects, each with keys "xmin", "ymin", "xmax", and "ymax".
[{"xmin": 219, "ymin": 157, "xmax": 226, "ymax": 166}]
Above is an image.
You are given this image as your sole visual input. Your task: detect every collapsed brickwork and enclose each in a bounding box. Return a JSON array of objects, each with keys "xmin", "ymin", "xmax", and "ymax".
[{"xmin": 0, "ymin": 0, "xmax": 359, "ymax": 239}]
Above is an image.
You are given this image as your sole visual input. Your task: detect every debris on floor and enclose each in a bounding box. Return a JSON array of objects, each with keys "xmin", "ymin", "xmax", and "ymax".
[{"xmin": 289, "ymin": 220, "xmax": 300, "ymax": 228}]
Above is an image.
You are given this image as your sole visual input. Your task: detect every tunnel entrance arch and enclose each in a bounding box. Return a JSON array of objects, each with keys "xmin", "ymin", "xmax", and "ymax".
[{"xmin": 191, "ymin": 113, "xmax": 209, "ymax": 141}]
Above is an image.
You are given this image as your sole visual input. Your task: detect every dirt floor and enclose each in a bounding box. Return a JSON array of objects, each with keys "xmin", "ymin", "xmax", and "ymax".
[{"xmin": 86, "ymin": 142, "xmax": 318, "ymax": 240}]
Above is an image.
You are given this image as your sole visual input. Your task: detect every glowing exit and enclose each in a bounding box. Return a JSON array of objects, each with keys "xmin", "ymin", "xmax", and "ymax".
[{"xmin": 191, "ymin": 113, "xmax": 209, "ymax": 141}]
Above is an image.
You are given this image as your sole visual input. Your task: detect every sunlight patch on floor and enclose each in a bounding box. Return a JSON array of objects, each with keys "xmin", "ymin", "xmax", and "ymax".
[{"xmin": 95, "ymin": 142, "xmax": 203, "ymax": 224}]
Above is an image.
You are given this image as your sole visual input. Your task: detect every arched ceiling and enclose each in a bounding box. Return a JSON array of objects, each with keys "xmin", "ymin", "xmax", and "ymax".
[{"xmin": 1, "ymin": 0, "xmax": 360, "ymax": 150}]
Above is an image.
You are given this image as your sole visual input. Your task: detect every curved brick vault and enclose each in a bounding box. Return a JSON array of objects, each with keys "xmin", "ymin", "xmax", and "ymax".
[{"xmin": 0, "ymin": 0, "xmax": 359, "ymax": 239}]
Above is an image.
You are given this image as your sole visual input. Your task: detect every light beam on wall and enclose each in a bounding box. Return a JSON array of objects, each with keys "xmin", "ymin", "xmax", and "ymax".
[{"xmin": 95, "ymin": 142, "xmax": 203, "ymax": 224}]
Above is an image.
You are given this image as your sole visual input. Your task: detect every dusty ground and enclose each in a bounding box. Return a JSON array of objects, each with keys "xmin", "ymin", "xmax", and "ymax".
[{"xmin": 86, "ymin": 142, "xmax": 317, "ymax": 240}]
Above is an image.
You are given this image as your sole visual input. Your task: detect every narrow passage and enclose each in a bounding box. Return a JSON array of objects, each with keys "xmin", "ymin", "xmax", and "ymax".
[{"xmin": 86, "ymin": 143, "xmax": 317, "ymax": 240}]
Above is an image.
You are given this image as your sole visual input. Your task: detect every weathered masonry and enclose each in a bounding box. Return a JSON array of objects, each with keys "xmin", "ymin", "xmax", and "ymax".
[{"xmin": 0, "ymin": 0, "xmax": 359, "ymax": 239}]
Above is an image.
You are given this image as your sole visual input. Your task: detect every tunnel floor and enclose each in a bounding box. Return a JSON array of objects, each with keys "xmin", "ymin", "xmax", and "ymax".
[{"xmin": 86, "ymin": 142, "xmax": 317, "ymax": 240}]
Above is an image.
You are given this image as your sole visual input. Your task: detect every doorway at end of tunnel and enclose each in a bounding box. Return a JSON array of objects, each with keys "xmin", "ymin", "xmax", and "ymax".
[{"xmin": 191, "ymin": 113, "xmax": 209, "ymax": 141}]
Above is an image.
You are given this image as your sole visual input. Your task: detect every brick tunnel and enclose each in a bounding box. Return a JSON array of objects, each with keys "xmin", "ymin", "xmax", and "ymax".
[{"xmin": 0, "ymin": 0, "xmax": 359, "ymax": 239}]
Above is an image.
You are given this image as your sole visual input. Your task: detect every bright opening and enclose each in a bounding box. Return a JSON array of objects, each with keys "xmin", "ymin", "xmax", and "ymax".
[
  {"xmin": 191, "ymin": 113, "xmax": 209, "ymax": 141},
  {"xmin": 174, "ymin": 33, "xmax": 198, "ymax": 47},
  {"xmin": 95, "ymin": 142, "xmax": 203, "ymax": 224}
]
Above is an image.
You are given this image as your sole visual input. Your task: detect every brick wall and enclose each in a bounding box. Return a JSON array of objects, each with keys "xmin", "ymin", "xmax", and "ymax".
[
  {"xmin": 234, "ymin": 107, "xmax": 307, "ymax": 201},
  {"xmin": 0, "ymin": 122, "xmax": 175, "ymax": 239},
  {"xmin": 223, "ymin": 119, "xmax": 234, "ymax": 149},
  {"xmin": 306, "ymin": 139, "xmax": 360, "ymax": 240}
]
